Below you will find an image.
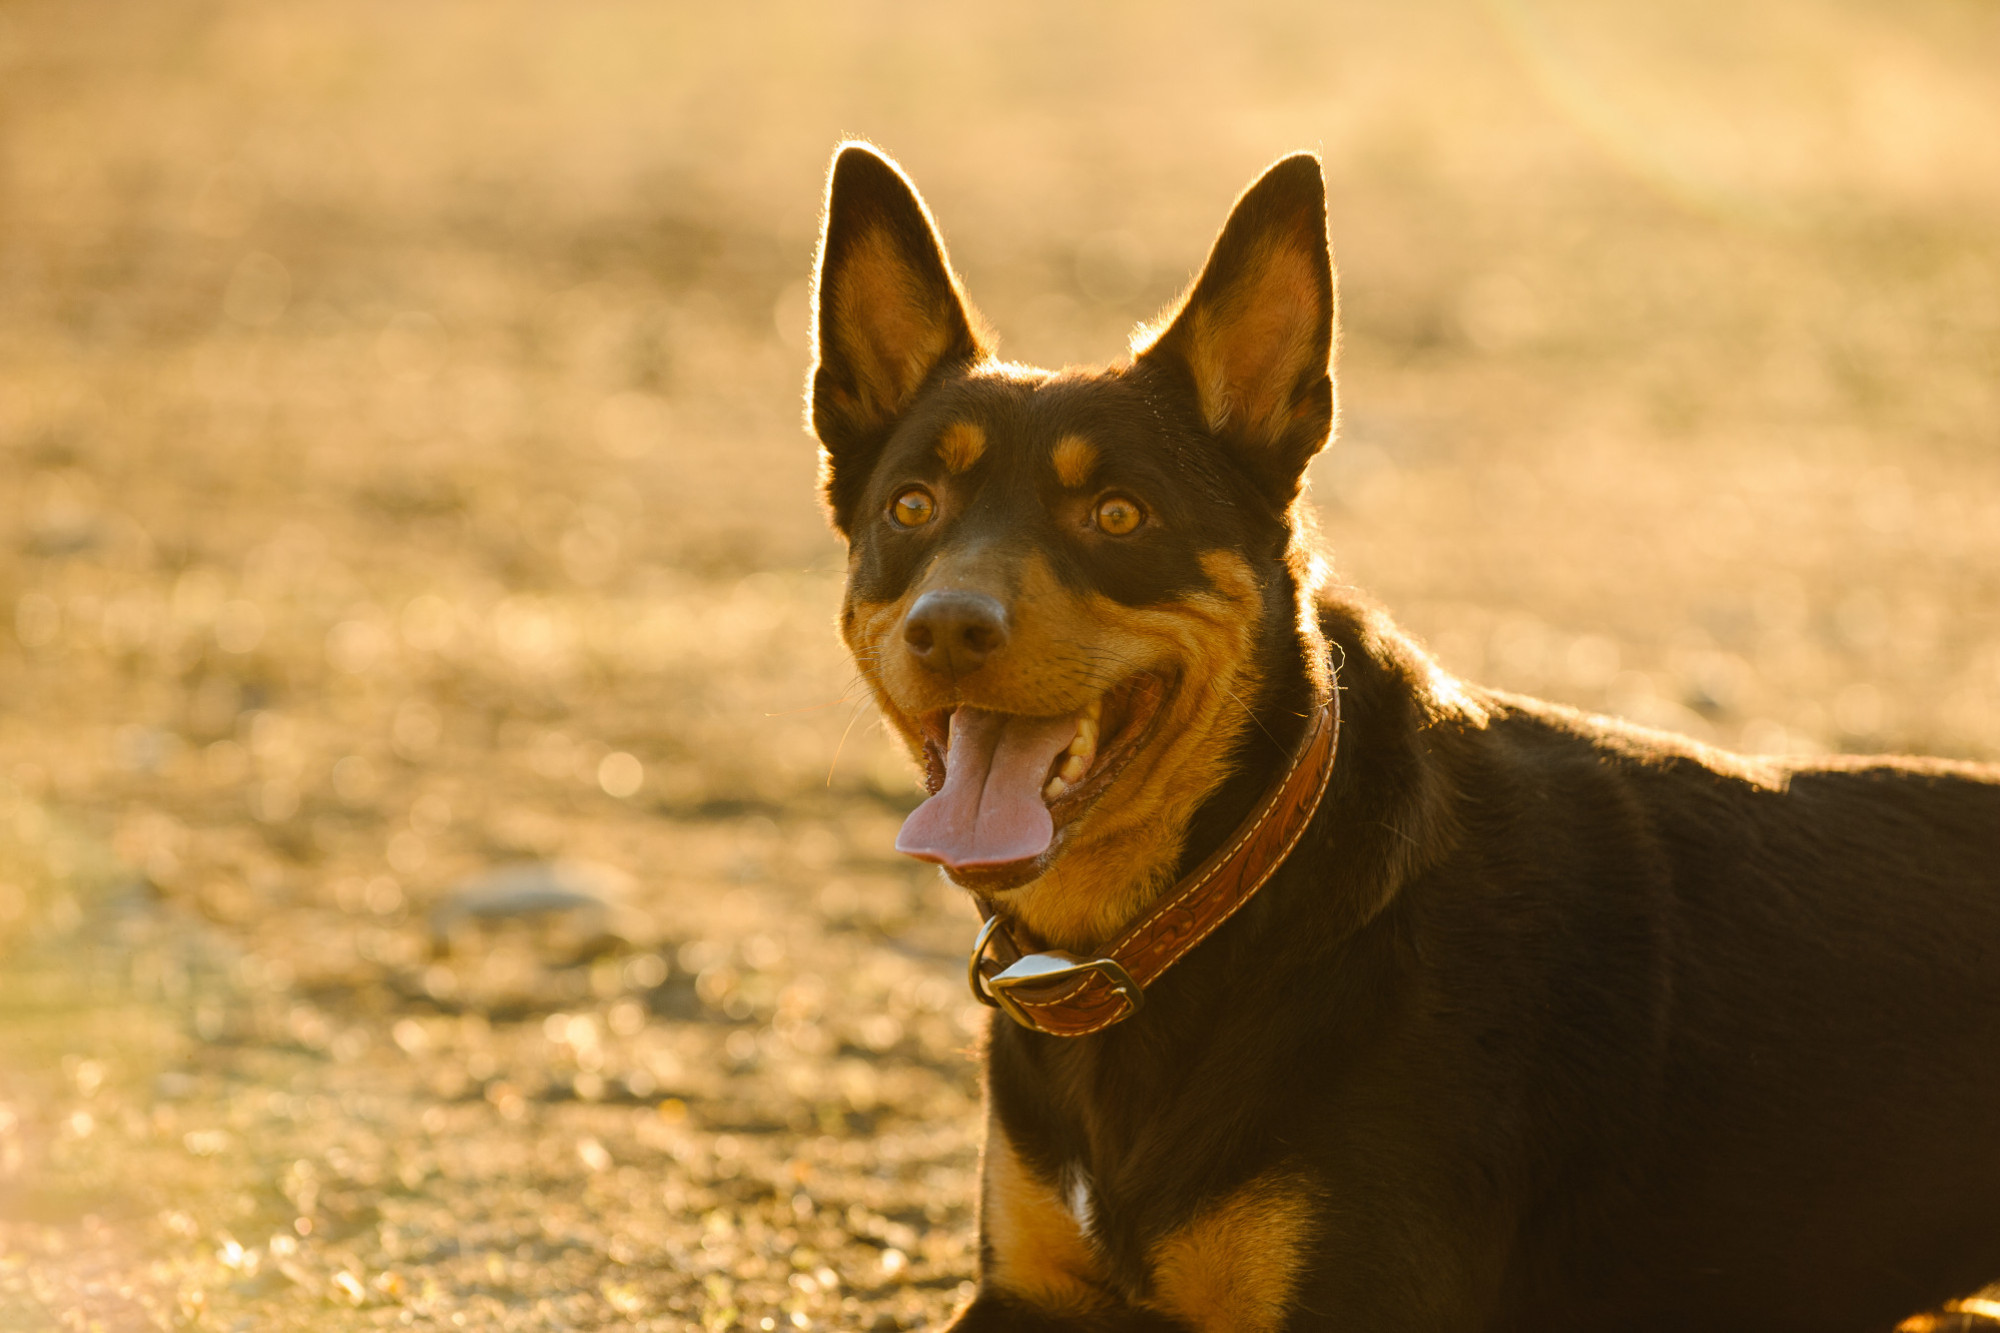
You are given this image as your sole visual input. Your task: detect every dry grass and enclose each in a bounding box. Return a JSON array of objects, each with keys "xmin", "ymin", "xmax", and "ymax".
[{"xmin": 1, "ymin": 0, "xmax": 1997, "ymax": 1327}]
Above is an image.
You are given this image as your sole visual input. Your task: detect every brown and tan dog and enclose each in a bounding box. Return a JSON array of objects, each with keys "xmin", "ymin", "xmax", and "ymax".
[{"xmin": 806, "ymin": 141, "xmax": 2000, "ymax": 1332}]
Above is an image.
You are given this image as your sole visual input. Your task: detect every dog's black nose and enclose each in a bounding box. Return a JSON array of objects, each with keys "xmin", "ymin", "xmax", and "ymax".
[{"xmin": 903, "ymin": 590, "xmax": 1009, "ymax": 675}]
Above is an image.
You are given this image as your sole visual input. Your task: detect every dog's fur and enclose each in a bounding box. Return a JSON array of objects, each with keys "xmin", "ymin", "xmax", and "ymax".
[{"xmin": 807, "ymin": 143, "xmax": 2000, "ymax": 1332}]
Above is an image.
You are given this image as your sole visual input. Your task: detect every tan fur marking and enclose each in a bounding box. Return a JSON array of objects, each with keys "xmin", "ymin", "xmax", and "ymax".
[
  {"xmin": 830, "ymin": 227, "xmax": 953, "ymax": 423},
  {"xmin": 845, "ymin": 544, "xmax": 1274, "ymax": 953},
  {"xmin": 1002, "ymin": 549, "xmax": 1267, "ymax": 950},
  {"xmin": 840, "ymin": 587, "xmax": 925, "ymax": 768},
  {"xmin": 937, "ymin": 421, "xmax": 987, "ymax": 474},
  {"xmin": 1146, "ymin": 1172, "xmax": 1316, "ymax": 1332},
  {"xmin": 983, "ymin": 1120, "xmax": 1109, "ymax": 1315},
  {"xmin": 1050, "ymin": 434, "xmax": 1098, "ymax": 489}
]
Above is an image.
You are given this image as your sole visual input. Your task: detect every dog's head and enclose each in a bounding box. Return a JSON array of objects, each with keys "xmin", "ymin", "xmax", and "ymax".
[{"xmin": 810, "ymin": 145, "xmax": 1337, "ymax": 951}]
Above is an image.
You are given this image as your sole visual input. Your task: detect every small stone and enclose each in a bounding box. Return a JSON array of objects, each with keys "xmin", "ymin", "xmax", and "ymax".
[{"xmin": 428, "ymin": 861, "xmax": 653, "ymax": 960}]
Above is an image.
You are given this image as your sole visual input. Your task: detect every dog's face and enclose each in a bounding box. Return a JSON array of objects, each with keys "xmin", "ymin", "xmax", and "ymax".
[{"xmin": 810, "ymin": 146, "xmax": 1337, "ymax": 951}]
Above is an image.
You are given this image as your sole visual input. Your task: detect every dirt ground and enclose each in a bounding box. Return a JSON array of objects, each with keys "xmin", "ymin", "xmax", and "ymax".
[{"xmin": 1, "ymin": 1, "xmax": 1998, "ymax": 1328}]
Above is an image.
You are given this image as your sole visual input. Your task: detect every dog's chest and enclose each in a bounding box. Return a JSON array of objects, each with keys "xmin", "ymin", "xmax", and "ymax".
[
  {"xmin": 1059, "ymin": 1160, "xmax": 1097, "ymax": 1236},
  {"xmin": 986, "ymin": 1125, "xmax": 1317, "ymax": 1333}
]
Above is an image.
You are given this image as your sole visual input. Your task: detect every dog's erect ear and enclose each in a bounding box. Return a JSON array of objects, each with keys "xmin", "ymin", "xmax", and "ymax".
[
  {"xmin": 1134, "ymin": 154, "xmax": 1336, "ymax": 507},
  {"xmin": 811, "ymin": 144, "xmax": 987, "ymax": 506}
]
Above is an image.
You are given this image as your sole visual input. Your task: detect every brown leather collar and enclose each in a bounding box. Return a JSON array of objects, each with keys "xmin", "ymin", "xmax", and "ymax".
[{"xmin": 967, "ymin": 684, "xmax": 1341, "ymax": 1037}]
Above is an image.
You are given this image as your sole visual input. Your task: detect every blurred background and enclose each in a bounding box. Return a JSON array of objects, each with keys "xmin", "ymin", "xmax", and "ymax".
[{"xmin": 1, "ymin": 0, "xmax": 1996, "ymax": 1327}]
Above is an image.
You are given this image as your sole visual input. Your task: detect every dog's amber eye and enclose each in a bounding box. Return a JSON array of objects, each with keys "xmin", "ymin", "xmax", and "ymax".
[
  {"xmin": 1093, "ymin": 495, "xmax": 1144, "ymax": 536},
  {"xmin": 890, "ymin": 487, "xmax": 936, "ymax": 528}
]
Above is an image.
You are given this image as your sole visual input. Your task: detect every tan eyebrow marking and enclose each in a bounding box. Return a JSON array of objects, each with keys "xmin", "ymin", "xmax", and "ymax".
[
  {"xmin": 936, "ymin": 421, "xmax": 987, "ymax": 473},
  {"xmin": 1051, "ymin": 434, "xmax": 1098, "ymax": 489}
]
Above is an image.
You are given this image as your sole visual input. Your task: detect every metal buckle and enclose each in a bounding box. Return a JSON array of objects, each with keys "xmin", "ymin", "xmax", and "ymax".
[
  {"xmin": 967, "ymin": 916, "xmax": 1010, "ymax": 1008},
  {"xmin": 967, "ymin": 916, "xmax": 1144, "ymax": 1031}
]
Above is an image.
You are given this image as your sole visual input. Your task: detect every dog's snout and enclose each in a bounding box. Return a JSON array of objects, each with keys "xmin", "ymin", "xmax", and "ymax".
[{"xmin": 903, "ymin": 590, "xmax": 1009, "ymax": 675}]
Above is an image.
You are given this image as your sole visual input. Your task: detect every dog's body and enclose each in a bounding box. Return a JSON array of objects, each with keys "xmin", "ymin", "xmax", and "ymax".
[{"xmin": 807, "ymin": 144, "xmax": 2000, "ymax": 1331}]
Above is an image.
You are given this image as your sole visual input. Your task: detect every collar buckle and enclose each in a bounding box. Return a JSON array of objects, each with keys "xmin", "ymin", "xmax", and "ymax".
[{"xmin": 967, "ymin": 916, "xmax": 1144, "ymax": 1031}]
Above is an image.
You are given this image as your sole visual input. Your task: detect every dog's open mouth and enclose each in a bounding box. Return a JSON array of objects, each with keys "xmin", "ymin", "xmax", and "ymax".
[{"xmin": 894, "ymin": 673, "xmax": 1170, "ymax": 889}]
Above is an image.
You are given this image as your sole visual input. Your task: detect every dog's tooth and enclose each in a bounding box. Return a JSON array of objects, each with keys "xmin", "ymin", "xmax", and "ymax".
[
  {"xmin": 1043, "ymin": 776, "xmax": 1068, "ymax": 802},
  {"xmin": 1059, "ymin": 754, "xmax": 1086, "ymax": 784},
  {"xmin": 1073, "ymin": 717, "xmax": 1098, "ymax": 756},
  {"xmin": 1083, "ymin": 696, "xmax": 1103, "ymax": 722}
]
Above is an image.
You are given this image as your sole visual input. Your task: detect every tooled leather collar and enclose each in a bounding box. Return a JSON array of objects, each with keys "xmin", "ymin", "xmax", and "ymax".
[{"xmin": 966, "ymin": 682, "xmax": 1341, "ymax": 1037}]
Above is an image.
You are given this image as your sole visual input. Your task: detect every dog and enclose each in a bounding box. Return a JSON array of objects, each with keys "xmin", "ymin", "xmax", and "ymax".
[{"xmin": 805, "ymin": 142, "xmax": 2000, "ymax": 1332}]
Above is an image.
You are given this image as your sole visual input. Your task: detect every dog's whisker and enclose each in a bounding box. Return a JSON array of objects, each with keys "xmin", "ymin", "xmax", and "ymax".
[
  {"xmin": 1220, "ymin": 683, "xmax": 1283, "ymax": 752},
  {"xmin": 825, "ymin": 696, "xmax": 873, "ymax": 788}
]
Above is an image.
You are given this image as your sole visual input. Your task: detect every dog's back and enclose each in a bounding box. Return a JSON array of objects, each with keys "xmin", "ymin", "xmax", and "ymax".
[{"xmin": 1327, "ymin": 593, "xmax": 2000, "ymax": 1330}]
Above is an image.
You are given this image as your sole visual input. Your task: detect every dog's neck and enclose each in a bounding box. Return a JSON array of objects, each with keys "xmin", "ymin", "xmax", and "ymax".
[
  {"xmin": 969, "ymin": 678, "xmax": 1338, "ymax": 1037},
  {"xmin": 1174, "ymin": 611, "xmax": 1326, "ymax": 880},
  {"xmin": 984, "ymin": 569, "xmax": 1328, "ymax": 956}
]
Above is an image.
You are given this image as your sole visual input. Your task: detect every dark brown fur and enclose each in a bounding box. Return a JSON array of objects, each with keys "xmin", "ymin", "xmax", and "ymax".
[{"xmin": 808, "ymin": 142, "xmax": 2000, "ymax": 1332}]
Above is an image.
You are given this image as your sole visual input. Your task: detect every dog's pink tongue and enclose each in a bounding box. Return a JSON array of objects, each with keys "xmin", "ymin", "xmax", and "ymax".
[{"xmin": 896, "ymin": 707, "xmax": 1077, "ymax": 870}]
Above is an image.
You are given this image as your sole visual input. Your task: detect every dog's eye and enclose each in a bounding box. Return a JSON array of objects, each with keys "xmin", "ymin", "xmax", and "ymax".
[
  {"xmin": 1093, "ymin": 495, "xmax": 1144, "ymax": 536},
  {"xmin": 889, "ymin": 487, "xmax": 936, "ymax": 528}
]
